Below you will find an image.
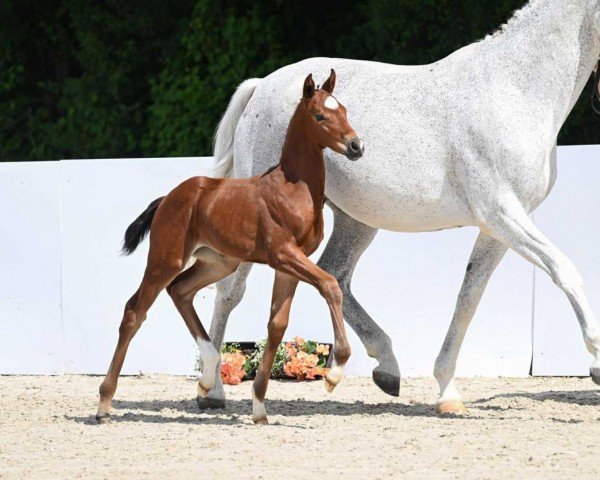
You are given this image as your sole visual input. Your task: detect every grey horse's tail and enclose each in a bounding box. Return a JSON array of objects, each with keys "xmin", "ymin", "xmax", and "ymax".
[{"xmin": 211, "ymin": 78, "xmax": 261, "ymax": 178}]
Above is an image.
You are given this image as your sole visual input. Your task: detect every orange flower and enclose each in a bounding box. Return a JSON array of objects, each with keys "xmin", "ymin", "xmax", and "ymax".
[
  {"xmin": 293, "ymin": 336, "xmax": 306, "ymax": 347},
  {"xmin": 220, "ymin": 351, "xmax": 246, "ymax": 385},
  {"xmin": 316, "ymin": 344, "xmax": 330, "ymax": 355},
  {"xmin": 284, "ymin": 350, "xmax": 326, "ymax": 381},
  {"xmin": 285, "ymin": 341, "xmax": 297, "ymax": 358}
]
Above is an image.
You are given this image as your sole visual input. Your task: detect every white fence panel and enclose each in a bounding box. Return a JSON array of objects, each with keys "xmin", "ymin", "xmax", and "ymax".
[
  {"xmin": 61, "ymin": 158, "xmax": 216, "ymax": 374},
  {"xmin": 57, "ymin": 157, "xmax": 534, "ymax": 377},
  {"xmin": 0, "ymin": 162, "xmax": 63, "ymax": 374},
  {"xmin": 532, "ymin": 145, "xmax": 600, "ymax": 376},
  {"xmin": 350, "ymin": 229, "xmax": 534, "ymax": 377},
  {"xmin": 221, "ymin": 211, "xmax": 534, "ymax": 378},
  {"xmin": 5, "ymin": 146, "xmax": 600, "ymax": 377}
]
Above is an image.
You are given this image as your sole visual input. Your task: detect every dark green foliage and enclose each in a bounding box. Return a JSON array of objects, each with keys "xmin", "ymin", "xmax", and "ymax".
[
  {"xmin": 0, "ymin": 0, "xmax": 196, "ymax": 161},
  {"xmin": 1, "ymin": 0, "xmax": 598, "ymax": 161}
]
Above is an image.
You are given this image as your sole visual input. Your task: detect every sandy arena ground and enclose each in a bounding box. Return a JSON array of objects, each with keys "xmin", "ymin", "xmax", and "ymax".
[{"xmin": 1, "ymin": 375, "xmax": 599, "ymax": 479}]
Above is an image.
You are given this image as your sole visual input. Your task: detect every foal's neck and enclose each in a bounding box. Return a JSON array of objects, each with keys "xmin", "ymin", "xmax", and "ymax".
[{"xmin": 277, "ymin": 105, "xmax": 326, "ymax": 199}]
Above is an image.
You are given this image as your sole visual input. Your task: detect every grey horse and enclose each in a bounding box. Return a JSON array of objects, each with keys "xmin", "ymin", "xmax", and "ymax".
[{"xmin": 197, "ymin": 0, "xmax": 600, "ymax": 415}]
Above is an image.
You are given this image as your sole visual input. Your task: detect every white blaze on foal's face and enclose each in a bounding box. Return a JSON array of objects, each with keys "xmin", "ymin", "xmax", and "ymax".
[{"xmin": 324, "ymin": 95, "xmax": 339, "ymax": 110}]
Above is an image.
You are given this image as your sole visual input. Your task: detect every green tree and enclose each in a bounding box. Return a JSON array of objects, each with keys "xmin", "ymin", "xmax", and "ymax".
[
  {"xmin": 142, "ymin": 0, "xmax": 354, "ymax": 156},
  {"xmin": 0, "ymin": 0, "xmax": 194, "ymax": 161},
  {"xmin": 1, "ymin": 0, "xmax": 599, "ymax": 162}
]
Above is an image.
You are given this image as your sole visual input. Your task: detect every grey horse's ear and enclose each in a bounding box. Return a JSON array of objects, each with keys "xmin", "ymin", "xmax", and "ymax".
[
  {"xmin": 322, "ymin": 69, "xmax": 336, "ymax": 94},
  {"xmin": 303, "ymin": 73, "xmax": 315, "ymax": 100}
]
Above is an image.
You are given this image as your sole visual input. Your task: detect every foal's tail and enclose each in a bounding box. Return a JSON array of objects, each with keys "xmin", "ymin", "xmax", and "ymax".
[
  {"xmin": 122, "ymin": 197, "xmax": 164, "ymax": 255},
  {"xmin": 212, "ymin": 78, "xmax": 261, "ymax": 178}
]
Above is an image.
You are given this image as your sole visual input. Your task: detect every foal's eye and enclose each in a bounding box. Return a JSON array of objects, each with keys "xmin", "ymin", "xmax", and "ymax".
[{"xmin": 315, "ymin": 113, "xmax": 326, "ymax": 122}]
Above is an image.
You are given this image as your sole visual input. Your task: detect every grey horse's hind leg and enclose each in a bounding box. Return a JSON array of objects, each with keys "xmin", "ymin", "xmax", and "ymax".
[
  {"xmin": 485, "ymin": 199, "xmax": 600, "ymax": 386},
  {"xmin": 317, "ymin": 202, "xmax": 401, "ymax": 396},
  {"xmin": 196, "ymin": 262, "xmax": 253, "ymax": 409}
]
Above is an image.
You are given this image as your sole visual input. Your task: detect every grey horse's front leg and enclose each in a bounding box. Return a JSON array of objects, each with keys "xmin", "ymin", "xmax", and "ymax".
[
  {"xmin": 434, "ymin": 233, "xmax": 507, "ymax": 415},
  {"xmin": 196, "ymin": 263, "xmax": 253, "ymax": 409},
  {"xmin": 317, "ymin": 202, "xmax": 400, "ymax": 396}
]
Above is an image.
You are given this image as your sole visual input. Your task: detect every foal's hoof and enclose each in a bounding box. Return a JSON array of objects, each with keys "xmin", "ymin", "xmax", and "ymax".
[
  {"xmin": 324, "ymin": 377, "xmax": 337, "ymax": 393},
  {"xmin": 590, "ymin": 365, "xmax": 600, "ymax": 386},
  {"xmin": 95, "ymin": 413, "xmax": 111, "ymax": 425},
  {"xmin": 196, "ymin": 396, "xmax": 226, "ymax": 410},
  {"xmin": 252, "ymin": 416, "xmax": 269, "ymax": 426},
  {"xmin": 373, "ymin": 367, "xmax": 400, "ymax": 397},
  {"xmin": 436, "ymin": 400, "xmax": 468, "ymax": 417},
  {"xmin": 324, "ymin": 366, "xmax": 343, "ymax": 393}
]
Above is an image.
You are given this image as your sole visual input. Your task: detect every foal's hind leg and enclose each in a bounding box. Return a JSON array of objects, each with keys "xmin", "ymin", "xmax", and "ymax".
[
  {"xmin": 252, "ymin": 272, "xmax": 298, "ymax": 425},
  {"xmin": 96, "ymin": 265, "xmax": 182, "ymax": 423},
  {"xmin": 434, "ymin": 233, "xmax": 507, "ymax": 415},
  {"xmin": 197, "ymin": 263, "xmax": 253, "ymax": 409},
  {"xmin": 485, "ymin": 199, "xmax": 600, "ymax": 385},
  {"xmin": 167, "ymin": 249, "xmax": 240, "ymax": 405}
]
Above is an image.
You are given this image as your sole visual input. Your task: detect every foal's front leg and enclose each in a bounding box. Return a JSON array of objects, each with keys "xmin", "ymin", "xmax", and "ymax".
[
  {"xmin": 270, "ymin": 247, "xmax": 351, "ymax": 393},
  {"xmin": 252, "ymin": 272, "xmax": 298, "ymax": 425}
]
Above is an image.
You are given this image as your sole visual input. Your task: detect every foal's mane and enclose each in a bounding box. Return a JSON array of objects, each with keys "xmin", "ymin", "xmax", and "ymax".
[
  {"xmin": 260, "ymin": 87, "xmax": 328, "ymax": 178},
  {"xmin": 260, "ymin": 164, "xmax": 279, "ymax": 177}
]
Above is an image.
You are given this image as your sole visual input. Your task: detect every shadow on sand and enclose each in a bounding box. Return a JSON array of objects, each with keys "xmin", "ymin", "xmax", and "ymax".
[
  {"xmin": 471, "ymin": 388, "xmax": 600, "ymax": 407},
  {"xmin": 65, "ymin": 387, "xmax": 600, "ymax": 426},
  {"xmin": 66, "ymin": 397, "xmax": 474, "ymax": 426}
]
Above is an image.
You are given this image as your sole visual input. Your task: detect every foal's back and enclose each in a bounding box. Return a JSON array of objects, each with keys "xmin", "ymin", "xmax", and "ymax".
[{"xmin": 152, "ymin": 165, "xmax": 324, "ymax": 265}]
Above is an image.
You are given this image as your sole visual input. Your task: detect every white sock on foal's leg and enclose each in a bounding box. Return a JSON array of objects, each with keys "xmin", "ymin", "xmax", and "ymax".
[
  {"xmin": 196, "ymin": 338, "xmax": 220, "ymax": 397},
  {"xmin": 324, "ymin": 360, "xmax": 344, "ymax": 393},
  {"xmin": 251, "ymin": 386, "xmax": 268, "ymax": 425}
]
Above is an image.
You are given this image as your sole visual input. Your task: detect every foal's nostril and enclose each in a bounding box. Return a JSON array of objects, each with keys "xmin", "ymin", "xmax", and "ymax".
[{"xmin": 345, "ymin": 136, "xmax": 364, "ymax": 160}]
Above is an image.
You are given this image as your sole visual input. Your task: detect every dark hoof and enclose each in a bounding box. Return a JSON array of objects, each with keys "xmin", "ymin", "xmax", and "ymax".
[
  {"xmin": 96, "ymin": 414, "xmax": 111, "ymax": 424},
  {"xmin": 196, "ymin": 396, "xmax": 226, "ymax": 410},
  {"xmin": 591, "ymin": 366, "xmax": 600, "ymax": 386},
  {"xmin": 373, "ymin": 368, "xmax": 400, "ymax": 397}
]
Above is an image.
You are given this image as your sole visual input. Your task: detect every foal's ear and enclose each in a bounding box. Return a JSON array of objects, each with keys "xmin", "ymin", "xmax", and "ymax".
[
  {"xmin": 303, "ymin": 73, "xmax": 315, "ymax": 100},
  {"xmin": 321, "ymin": 69, "xmax": 336, "ymax": 94}
]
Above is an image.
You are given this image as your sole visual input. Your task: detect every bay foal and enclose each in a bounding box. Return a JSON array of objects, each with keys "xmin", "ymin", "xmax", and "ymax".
[{"xmin": 96, "ymin": 70, "xmax": 364, "ymax": 424}]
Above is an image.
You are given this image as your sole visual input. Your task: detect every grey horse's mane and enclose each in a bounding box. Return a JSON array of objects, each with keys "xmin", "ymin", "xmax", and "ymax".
[{"xmin": 483, "ymin": 0, "xmax": 546, "ymax": 41}]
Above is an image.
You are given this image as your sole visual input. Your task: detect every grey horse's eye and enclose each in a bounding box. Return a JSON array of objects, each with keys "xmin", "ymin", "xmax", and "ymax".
[{"xmin": 315, "ymin": 113, "xmax": 326, "ymax": 121}]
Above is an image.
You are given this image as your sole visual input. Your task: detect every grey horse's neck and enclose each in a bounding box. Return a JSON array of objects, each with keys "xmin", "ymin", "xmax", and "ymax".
[{"xmin": 486, "ymin": 0, "xmax": 600, "ymax": 134}]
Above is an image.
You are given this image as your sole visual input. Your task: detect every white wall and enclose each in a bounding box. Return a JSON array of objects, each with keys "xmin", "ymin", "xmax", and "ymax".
[
  {"xmin": 532, "ymin": 146, "xmax": 600, "ymax": 376},
  {"xmin": 0, "ymin": 162, "xmax": 63, "ymax": 374},
  {"xmin": 60, "ymin": 158, "xmax": 215, "ymax": 375},
  {"xmin": 1, "ymin": 147, "xmax": 599, "ymax": 377}
]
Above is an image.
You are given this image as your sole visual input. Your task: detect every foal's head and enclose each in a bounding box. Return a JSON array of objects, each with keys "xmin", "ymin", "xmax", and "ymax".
[{"xmin": 301, "ymin": 69, "xmax": 364, "ymax": 160}]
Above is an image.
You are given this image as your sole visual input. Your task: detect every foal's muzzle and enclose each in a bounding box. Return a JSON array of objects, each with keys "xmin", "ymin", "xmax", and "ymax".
[{"xmin": 345, "ymin": 136, "xmax": 365, "ymax": 160}]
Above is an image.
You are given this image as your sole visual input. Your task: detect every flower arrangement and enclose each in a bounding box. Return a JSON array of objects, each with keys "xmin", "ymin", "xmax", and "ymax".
[
  {"xmin": 198, "ymin": 337, "xmax": 331, "ymax": 385},
  {"xmin": 283, "ymin": 337, "xmax": 329, "ymax": 381},
  {"xmin": 220, "ymin": 349, "xmax": 246, "ymax": 385}
]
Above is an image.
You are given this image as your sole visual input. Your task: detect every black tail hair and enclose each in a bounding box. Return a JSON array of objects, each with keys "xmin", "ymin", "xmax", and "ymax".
[{"xmin": 122, "ymin": 197, "xmax": 164, "ymax": 255}]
